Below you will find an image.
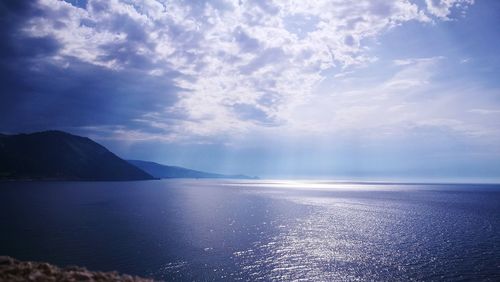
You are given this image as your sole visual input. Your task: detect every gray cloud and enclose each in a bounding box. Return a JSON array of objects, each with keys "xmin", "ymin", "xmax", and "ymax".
[
  {"xmin": 0, "ymin": 0, "xmax": 478, "ymax": 144},
  {"xmin": 0, "ymin": 0, "xmax": 181, "ymax": 134}
]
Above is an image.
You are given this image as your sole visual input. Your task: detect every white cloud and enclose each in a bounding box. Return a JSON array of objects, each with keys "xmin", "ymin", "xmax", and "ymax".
[
  {"xmin": 460, "ymin": 58, "xmax": 471, "ymax": 64},
  {"xmin": 469, "ymin": 109, "xmax": 500, "ymax": 115},
  {"xmin": 24, "ymin": 0, "xmax": 476, "ymax": 143},
  {"xmin": 385, "ymin": 57, "xmax": 443, "ymax": 89},
  {"xmin": 425, "ymin": 0, "xmax": 474, "ymax": 20},
  {"xmin": 277, "ymin": 56, "xmax": 500, "ymax": 144}
]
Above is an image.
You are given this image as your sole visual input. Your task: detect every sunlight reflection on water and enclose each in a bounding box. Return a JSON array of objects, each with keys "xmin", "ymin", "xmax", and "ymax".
[
  {"xmin": 0, "ymin": 180, "xmax": 498, "ymax": 281},
  {"xmin": 223, "ymin": 179, "xmax": 431, "ymax": 191},
  {"xmin": 225, "ymin": 180, "xmax": 500, "ymax": 280}
]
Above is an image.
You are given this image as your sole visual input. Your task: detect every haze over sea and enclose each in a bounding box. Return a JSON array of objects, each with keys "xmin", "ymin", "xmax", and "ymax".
[{"xmin": 1, "ymin": 180, "xmax": 499, "ymax": 281}]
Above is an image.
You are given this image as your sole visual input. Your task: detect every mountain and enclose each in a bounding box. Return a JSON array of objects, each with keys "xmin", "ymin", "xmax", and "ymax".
[
  {"xmin": 128, "ymin": 160, "xmax": 257, "ymax": 179},
  {"xmin": 0, "ymin": 131, "xmax": 154, "ymax": 181}
]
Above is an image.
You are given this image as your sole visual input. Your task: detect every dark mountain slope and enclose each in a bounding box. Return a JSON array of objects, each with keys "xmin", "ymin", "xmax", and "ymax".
[
  {"xmin": 0, "ymin": 131, "xmax": 154, "ymax": 181},
  {"xmin": 128, "ymin": 160, "xmax": 256, "ymax": 179}
]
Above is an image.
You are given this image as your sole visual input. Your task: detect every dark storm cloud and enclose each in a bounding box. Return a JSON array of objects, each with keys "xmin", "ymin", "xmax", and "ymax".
[
  {"xmin": 0, "ymin": 59, "xmax": 181, "ymax": 132},
  {"xmin": 0, "ymin": 1, "xmax": 47, "ymax": 58},
  {"xmin": 0, "ymin": 0, "xmax": 181, "ymax": 134}
]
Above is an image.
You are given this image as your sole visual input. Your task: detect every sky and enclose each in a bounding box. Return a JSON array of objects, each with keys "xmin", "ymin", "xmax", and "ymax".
[{"xmin": 1, "ymin": 0, "xmax": 500, "ymax": 181}]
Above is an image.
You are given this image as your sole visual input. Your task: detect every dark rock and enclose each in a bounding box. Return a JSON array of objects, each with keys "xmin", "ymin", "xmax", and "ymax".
[
  {"xmin": 0, "ymin": 256, "xmax": 14, "ymax": 265},
  {"xmin": 0, "ymin": 256, "xmax": 153, "ymax": 281}
]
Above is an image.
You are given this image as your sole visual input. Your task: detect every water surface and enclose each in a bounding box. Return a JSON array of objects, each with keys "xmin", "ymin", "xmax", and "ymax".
[{"xmin": 0, "ymin": 180, "xmax": 499, "ymax": 280}]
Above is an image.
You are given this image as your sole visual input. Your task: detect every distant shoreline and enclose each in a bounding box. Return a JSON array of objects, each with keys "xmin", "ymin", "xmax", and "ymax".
[{"xmin": 1, "ymin": 178, "xmax": 499, "ymax": 186}]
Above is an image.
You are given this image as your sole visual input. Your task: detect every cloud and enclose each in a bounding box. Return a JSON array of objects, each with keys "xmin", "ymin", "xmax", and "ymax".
[
  {"xmin": 385, "ymin": 57, "xmax": 443, "ymax": 89},
  {"xmin": 1, "ymin": 0, "xmax": 477, "ymax": 144},
  {"xmin": 425, "ymin": 0, "xmax": 474, "ymax": 20},
  {"xmin": 278, "ymin": 56, "xmax": 500, "ymax": 145},
  {"xmin": 468, "ymin": 109, "xmax": 500, "ymax": 115},
  {"xmin": 0, "ymin": 1, "xmax": 181, "ymax": 135}
]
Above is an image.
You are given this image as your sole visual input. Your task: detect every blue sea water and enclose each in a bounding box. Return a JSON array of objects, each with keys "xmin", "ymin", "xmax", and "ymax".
[{"xmin": 0, "ymin": 180, "xmax": 499, "ymax": 281}]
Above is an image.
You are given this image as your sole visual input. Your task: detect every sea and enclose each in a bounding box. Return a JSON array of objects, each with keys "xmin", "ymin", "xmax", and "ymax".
[{"xmin": 0, "ymin": 180, "xmax": 499, "ymax": 281}]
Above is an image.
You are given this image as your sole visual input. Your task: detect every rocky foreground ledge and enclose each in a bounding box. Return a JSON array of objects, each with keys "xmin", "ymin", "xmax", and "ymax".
[{"xmin": 0, "ymin": 256, "xmax": 153, "ymax": 282}]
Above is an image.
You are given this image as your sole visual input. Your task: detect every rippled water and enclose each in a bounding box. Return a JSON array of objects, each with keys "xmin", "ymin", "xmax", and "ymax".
[{"xmin": 0, "ymin": 180, "xmax": 499, "ymax": 281}]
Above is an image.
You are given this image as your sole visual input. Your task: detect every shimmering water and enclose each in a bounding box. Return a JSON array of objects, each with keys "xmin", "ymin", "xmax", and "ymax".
[{"xmin": 0, "ymin": 180, "xmax": 499, "ymax": 281}]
